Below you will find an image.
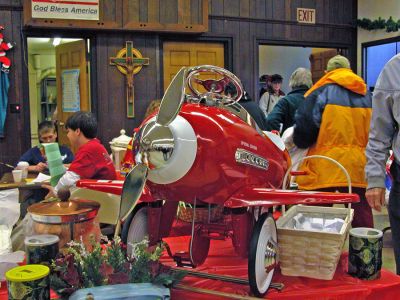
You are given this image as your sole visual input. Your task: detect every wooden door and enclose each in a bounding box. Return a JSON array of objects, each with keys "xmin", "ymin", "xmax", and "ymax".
[
  {"xmin": 309, "ymin": 49, "xmax": 337, "ymax": 83},
  {"xmin": 163, "ymin": 42, "xmax": 224, "ymax": 92},
  {"xmin": 55, "ymin": 40, "xmax": 89, "ymax": 152}
]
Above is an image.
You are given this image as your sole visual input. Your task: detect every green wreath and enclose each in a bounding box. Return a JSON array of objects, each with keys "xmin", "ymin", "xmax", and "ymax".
[{"xmin": 357, "ymin": 16, "xmax": 400, "ymax": 32}]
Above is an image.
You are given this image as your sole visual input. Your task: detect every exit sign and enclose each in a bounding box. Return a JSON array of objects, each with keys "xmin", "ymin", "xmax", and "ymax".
[{"xmin": 297, "ymin": 8, "xmax": 316, "ymax": 24}]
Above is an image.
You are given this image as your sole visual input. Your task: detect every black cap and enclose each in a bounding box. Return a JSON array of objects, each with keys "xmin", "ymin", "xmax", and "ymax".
[{"xmin": 271, "ymin": 74, "xmax": 283, "ymax": 83}]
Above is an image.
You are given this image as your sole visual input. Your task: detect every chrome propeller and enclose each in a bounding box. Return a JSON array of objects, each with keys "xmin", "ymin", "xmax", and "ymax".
[{"xmin": 119, "ymin": 67, "xmax": 187, "ymax": 220}]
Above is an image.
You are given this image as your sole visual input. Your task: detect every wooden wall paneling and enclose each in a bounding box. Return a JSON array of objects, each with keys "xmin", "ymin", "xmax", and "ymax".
[
  {"xmin": 223, "ymin": 20, "xmax": 240, "ymax": 73},
  {"xmin": 272, "ymin": 0, "xmax": 285, "ymax": 39},
  {"xmin": 178, "ymin": 0, "xmax": 191, "ymax": 24},
  {"xmin": 239, "ymin": 20, "xmax": 252, "ymax": 93},
  {"xmin": 95, "ymin": 35, "xmax": 111, "ymax": 147},
  {"xmin": 223, "ymin": 0, "xmax": 240, "ymax": 17},
  {"xmin": 209, "ymin": 0, "xmax": 224, "ymax": 34},
  {"xmin": 201, "ymin": 0, "xmax": 208, "ymax": 29},
  {"xmin": 327, "ymin": 0, "xmax": 335, "ymax": 41},
  {"xmin": 99, "ymin": 34, "xmax": 121, "ymax": 147},
  {"xmin": 249, "ymin": 16, "xmax": 259, "ymax": 100},
  {"xmin": 139, "ymin": 0, "xmax": 148, "ymax": 22},
  {"xmin": 0, "ymin": 0, "xmax": 21, "ymax": 5},
  {"xmin": 101, "ymin": 0, "xmax": 123, "ymax": 26},
  {"xmin": 250, "ymin": 0, "xmax": 266, "ymax": 19},
  {"xmin": 109, "ymin": 35, "xmax": 127, "ymax": 139},
  {"xmin": 160, "ymin": 0, "xmax": 178, "ymax": 24},
  {"xmin": 191, "ymin": 0, "xmax": 201, "ymax": 24},
  {"xmin": 0, "ymin": 7, "xmax": 25, "ymax": 169},
  {"xmin": 289, "ymin": 0, "xmax": 301, "ymax": 41},
  {"xmin": 123, "ymin": 0, "xmax": 207, "ymax": 32},
  {"xmin": 210, "ymin": 0, "xmax": 223, "ymax": 16},
  {"xmin": 345, "ymin": 0, "xmax": 355, "ymax": 25},
  {"xmin": 301, "ymin": 0, "xmax": 317, "ymax": 41},
  {"xmin": 239, "ymin": 0, "xmax": 249, "ymax": 18},
  {"xmin": 331, "ymin": 0, "xmax": 341, "ymax": 41},
  {"xmin": 123, "ymin": 0, "xmax": 140, "ymax": 23},
  {"xmin": 314, "ymin": 0, "xmax": 325, "ymax": 42},
  {"xmin": 138, "ymin": 36, "xmax": 158, "ymax": 127},
  {"xmin": 264, "ymin": 0, "xmax": 273, "ymax": 38},
  {"xmin": 148, "ymin": 0, "xmax": 160, "ymax": 23}
]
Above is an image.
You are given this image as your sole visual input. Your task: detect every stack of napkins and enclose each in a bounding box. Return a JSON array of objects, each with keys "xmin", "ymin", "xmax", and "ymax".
[{"xmin": 290, "ymin": 213, "xmax": 345, "ymax": 233}]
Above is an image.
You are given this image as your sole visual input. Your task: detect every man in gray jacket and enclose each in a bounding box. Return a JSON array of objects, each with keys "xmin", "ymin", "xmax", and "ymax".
[{"xmin": 366, "ymin": 53, "xmax": 400, "ymax": 274}]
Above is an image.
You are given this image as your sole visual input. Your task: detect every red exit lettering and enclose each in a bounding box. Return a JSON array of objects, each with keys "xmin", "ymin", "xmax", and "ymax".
[{"xmin": 297, "ymin": 8, "xmax": 316, "ymax": 24}]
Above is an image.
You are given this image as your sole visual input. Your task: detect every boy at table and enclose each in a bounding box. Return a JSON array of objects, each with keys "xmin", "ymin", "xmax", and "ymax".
[
  {"xmin": 18, "ymin": 120, "xmax": 74, "ymax": 172},
  {"xmin": 12, "ymin": 112, "xmax": 116, "ymax": 251},
  {"xmin": 43, "ymin": 111, "xmax": 116, "ymax": 198}
]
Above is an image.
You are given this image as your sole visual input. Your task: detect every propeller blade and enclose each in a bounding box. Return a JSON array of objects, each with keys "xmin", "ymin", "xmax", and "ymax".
[
  {"xmin": 120, "ymin": 163, "xmax": 148, "ymax": 221},
  {"xmin": 156, "ymin": 67, "xmax": 187, "ymax": 126}
]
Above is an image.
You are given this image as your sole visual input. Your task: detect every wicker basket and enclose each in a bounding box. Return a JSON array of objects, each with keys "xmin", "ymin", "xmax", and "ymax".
[
  {"xmin": 276, "ymin": 205, "xmax": 353, "ymax": 280},
  {"xmin": 177, "ymin": 205, "xmax": 224, "ymax": 223}
]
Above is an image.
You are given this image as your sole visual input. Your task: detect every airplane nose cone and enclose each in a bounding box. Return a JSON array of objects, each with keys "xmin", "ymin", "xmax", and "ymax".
[{"xmin": 136, "ymin": 120, "xmax": 175, "ymax": 169}]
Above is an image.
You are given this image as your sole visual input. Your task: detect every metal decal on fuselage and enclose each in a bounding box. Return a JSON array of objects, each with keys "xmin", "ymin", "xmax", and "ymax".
[{"xmin": 235, "ymin": 148, "xmax": 269, "ymax": 170}]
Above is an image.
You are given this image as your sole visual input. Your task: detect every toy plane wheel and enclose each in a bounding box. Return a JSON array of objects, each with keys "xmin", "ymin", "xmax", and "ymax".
[
  {"xmin": 122, "ymin": 205, "xmax": 148, "ymax": 257},
  {"xmin": 248, "ymin": 213, "xmax": 278, "ymax": 297}
]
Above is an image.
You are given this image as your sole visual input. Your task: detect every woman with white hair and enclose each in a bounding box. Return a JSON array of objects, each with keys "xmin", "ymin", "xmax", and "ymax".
[{"xmin": 264, "ymin": 68, "xmax": 312, "ymax": 133}]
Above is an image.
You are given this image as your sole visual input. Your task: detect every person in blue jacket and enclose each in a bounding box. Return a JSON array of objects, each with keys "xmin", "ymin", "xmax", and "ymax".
[
  {"xmin": 18, "ymin": 120, "xmax": 74, "ymax": 172},
  {"xmin": 265, "ymin": 68, "xmax": 312, "ymax": 133}
]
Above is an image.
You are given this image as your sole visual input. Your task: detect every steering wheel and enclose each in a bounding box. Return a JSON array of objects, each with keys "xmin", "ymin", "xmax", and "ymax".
[{"xmin": 186, "ymin": 65, "xmax": 244, "ymax": 105}]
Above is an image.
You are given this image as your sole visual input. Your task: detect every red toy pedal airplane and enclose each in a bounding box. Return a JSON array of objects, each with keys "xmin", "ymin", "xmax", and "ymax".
[{"xmin": 77, "ymin": 65, "xmax": 358, "ymax": 297}]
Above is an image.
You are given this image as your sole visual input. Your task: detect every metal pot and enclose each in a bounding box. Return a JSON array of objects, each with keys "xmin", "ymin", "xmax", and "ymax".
[{"xmin": 27, "ymin": 199, "xmax": 101, "ymax": 248}]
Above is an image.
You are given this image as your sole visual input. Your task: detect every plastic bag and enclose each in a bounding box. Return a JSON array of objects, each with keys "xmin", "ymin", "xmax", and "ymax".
[{"xmin": 0, "ymin": 188, "xmax": 20, "ymax": 255}]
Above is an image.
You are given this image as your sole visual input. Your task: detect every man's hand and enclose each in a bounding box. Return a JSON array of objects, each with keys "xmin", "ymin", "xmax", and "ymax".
[
  {"xmin": 42, "ymin": 184, "xmax": 56, "ymax": 199},
  {"xmin": 35, "ymin": 162, "xmax": 47, "ymax": 172},
  {"xmin": 366, "ymin": 187, "xmax": 386, "ymax": 212}
]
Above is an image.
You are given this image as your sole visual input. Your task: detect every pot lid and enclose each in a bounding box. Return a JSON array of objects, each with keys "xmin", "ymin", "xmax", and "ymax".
[
  {"xmin": 27, "ymin": 199, "xmax": 100, "ymax": 224},
  {"xmin": 110, "ymin": 129, "xmax": 132, "ymax": 149},
  {"xmin": 24, "ymin": 234, "xmax": 60, "ymax": 246}
]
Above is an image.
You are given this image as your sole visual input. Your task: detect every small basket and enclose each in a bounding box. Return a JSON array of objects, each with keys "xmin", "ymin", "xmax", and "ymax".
[
  {"xmin": 276, "ymin": 205, "xmax": 353, "ymax": 280},
  {"xmin": 177, "ymin": 205, "xmax": 223, "ymax": 223}
]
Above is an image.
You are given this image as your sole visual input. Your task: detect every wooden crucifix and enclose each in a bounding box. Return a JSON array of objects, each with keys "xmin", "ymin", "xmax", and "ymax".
[{"xmin": 110, "ymin": 41, "xmax": 149, "ymax": 118}]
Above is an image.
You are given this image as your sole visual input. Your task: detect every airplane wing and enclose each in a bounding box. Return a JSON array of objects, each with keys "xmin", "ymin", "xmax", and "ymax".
[
  {"xmin": 225, "ymin": 186, "xmax": 359, "ymax": 208},
  {"xmin": 76, "ymin": 179, "xmax": 153, "ymax": 201}
]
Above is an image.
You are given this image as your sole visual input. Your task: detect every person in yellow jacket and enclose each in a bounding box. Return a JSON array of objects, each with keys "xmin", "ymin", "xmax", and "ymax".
[{"xmin": 293, "ymin": 55, "xmax": 373, "ymax": 228}]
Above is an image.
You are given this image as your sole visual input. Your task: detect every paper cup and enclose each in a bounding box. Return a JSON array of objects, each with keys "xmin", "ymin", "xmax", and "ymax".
[
  {"xmin": 17, "ymin": 161, "xmax": 29, "ymax": 179},
  {"xmin": 12, "ymin": 170, "xmax": 22, "ymax": 183}
]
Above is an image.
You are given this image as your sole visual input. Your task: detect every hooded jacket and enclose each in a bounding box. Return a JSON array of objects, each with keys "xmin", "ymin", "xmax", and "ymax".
[
  {"xmin": 293, "ymin": 68, "xmax": 372, "ymax": 190},
  {"xmin": 366, "ymin": 53, "xmax": 400, "ymax": 189}
]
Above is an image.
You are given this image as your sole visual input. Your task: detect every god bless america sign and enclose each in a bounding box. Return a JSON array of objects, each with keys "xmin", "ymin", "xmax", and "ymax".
[{"xmin": 32, "ymin": 0, "xmax": 99, "ymax": 20}]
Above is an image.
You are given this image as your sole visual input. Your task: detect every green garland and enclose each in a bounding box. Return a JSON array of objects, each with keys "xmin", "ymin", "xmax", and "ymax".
[{"xmin": 357, "ymin": 16, "xmax": 400, "ymax": 32}]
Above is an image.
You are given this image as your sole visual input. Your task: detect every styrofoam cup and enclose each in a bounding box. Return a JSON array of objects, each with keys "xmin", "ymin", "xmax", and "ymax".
[
  {"xmin": 12, "ymin": 170, "xmax": 22, "ymax": 183},
  {"xmin": 17, "ymin": 161, "xmax": 29, "ymax": 179}
]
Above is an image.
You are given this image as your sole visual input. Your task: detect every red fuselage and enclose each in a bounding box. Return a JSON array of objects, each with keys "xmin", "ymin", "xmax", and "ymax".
[{"xmin": 147, "ymin": 103, "xmax": 290, "ymax": 205}]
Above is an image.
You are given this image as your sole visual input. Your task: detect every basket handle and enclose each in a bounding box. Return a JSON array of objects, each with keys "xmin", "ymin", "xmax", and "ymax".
[{"xmin": 281, "ymin": 155, "xmax": 352, "ymax": 216}]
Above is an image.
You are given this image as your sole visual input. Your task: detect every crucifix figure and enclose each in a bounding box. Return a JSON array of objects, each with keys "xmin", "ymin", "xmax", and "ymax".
[{"xmin": 110, "ymin": 41, "xmax": 149, "ymax": 118}]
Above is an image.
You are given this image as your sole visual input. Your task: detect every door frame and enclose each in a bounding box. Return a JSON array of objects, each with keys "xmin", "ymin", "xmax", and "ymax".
[
  {"xmin": 21, "ymin": 28, "xmax": 96, "ymax": 148},
  {"xmin": 254, "ymin": 38, "xmax": 350, "ymax": 102}
]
